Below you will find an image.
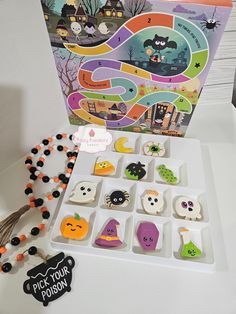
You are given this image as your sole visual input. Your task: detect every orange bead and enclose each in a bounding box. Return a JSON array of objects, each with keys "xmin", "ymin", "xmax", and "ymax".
[
  {"xmin": 0, "ymin": 247, "xmax": 7, "ymax": 254},
  {"xmin": 71, "ymin": 156, "xmax": 76, "ymax": 161},
  {"xmin": 19, "ymin": 235, "xmax": 27, "ymax": 241},
  {"xmin": 47, "ymin": 194, "xmax": 53, "ymax": 200},
  {"xmin": 48, "ymin": 137, "xmax": 53, "ymax": 142},
  {"xmin": 67, "ymin": 168, "xmax": 72, "ymax": 173},
  {"xmin": 36, "ymin": 145, "xmax": 41, "ymax": 150},
  {"xmin": 38, "ymin": 224, "xmax": 45, "ymax": 231},
  {"xmin": 0, "ymin": 265, "xmax": 2, "ymax": 272},
  {"xmin": 48, "ymin": 146, "xmax": 53, "ymax": 152},
  {"xmin": 39, "ymin": 157, "xmax": 45, "ymax": 162},
  {"xmin": 62, "ymin": 133, "xmax": 67, "ymax": 138},
  {"xmin": 30, "ymin": 196, "xmax": 35, "ymax": 202},
  {"xmin": 40, "ymin": 207, "xmax": 48, "ymax": 212},
  {"xmin": 53, "ymin": 177, "xmax": 59, "ymax": 183},
  {"xmin": 60, "ymin": 184, "xmax": 67, "ymax": 190},
  {"xmin": 26, "ymin": 183, "xmax": 33, "ymax": 188},
  {"xmin": 63, "ymin": 146, "xmax": 68, "ymax": 152},
  {"xmin": 16, "ymin": 254, "xmax": 24, "ymax": 261},
  {"xmin": 26, "ymin": 165, "xmax": 31, "ymax": 170},
  {"xmin": 38, "ymin": 173, "xmax": 44, "ymax": 179}
]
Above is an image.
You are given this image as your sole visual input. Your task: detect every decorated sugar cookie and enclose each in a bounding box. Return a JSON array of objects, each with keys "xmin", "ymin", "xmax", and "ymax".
[
  {"xmin": 69, "ymin": 181, "xmax": 97, "ymax": 204},
  {"xmin": 180, "ymin": 228, "xmax": 202, "ymax": 258},
  {"xmin": 105, "ymin": 190, "xmax": 130, "ymax": 208},
  {"xmin": 60, "ymin": 213, "xmax": 89, "ymax": 240},
  {"xmin": 94, "ymin": 158, "xmax": 115, "ymax": 176},
  {"xmin": 157, "ymin": 165, "xmax": 178, "ymax": 185},
  {"xmin": 143, "ymin": 141, "xmax": 165, "ymax": 157},
  {"xmin": 125, "ymin": 161, "xmax": 146, "ymax": 180},
  {"xmin": 175, "ymin": 196, "xmax": 202, "ymax": 221},
  {"xmin": 137, "ymin": 222, "xmax": 159, "ymax": 251},
  {"xmin": 142, "ymin": 190, "xmax": 164, "ymax": 215},
  {"xmin": 95, "ymin": 219, "xmax": 123, "ymax": 248},
  {"xmin": 114, "ymin": 137, "xmax": 134, "ymax": 153}
]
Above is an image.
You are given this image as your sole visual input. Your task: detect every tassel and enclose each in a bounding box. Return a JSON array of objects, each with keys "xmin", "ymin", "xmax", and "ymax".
[{"xmin": 0, "ymin": 205, "xmax": 30, "ymax": 247}]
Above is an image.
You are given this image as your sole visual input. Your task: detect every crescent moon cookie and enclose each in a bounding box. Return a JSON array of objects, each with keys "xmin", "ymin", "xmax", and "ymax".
[
  {"xmin": 142, "ymin": 190, "xmax": 164, "ymax": 215},
  {"xmin": 114, "ymin": 137, "xmax": 134, "ymax": 153},
  {"xmin": 143, "ymin": 141, "xmax": 165, "ymax": 157}
]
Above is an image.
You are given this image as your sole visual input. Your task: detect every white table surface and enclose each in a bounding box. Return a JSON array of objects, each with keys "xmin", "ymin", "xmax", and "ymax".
[{"xmin": 0, "ymin": 0, "xmax": 236, "ymax": 313}]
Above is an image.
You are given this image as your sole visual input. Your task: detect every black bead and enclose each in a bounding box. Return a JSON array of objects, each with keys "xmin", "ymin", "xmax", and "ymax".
[
  {"xmin": 67, "ymin": 162, "xmax": 74, "ymax": 169},
  {"xmin": 25, "ymin": 159, "xmax": 32, "ymax": 165},
  {"xmin": 29, "ymin": 166, "xmax": 37, "ymax": 174},
  {"xmin": 67, "ymin": 152, "xmax": 73, "ymax": 158},
  {"xmin": 11, "ymin": 237, "xmax": 20, "ymax": 246},
  {"xmin": 62, "ymin": 177, "xmax": 69, "ymax": 184},
  {"xmin": 31, "ymin": 227, "xmax": 40, "ymax": 236},
  {"xmin": 42, "ymin": 139, "xmax": 49, "ymax": 145},
  {"xmin": 72, "ymin": 152, "xmax": 78, "ymax": 157},
  {"xmin": 24, "ymin": 187, "xmax": 33, "ymax": 195},
  {"xmin": 42, "ymin": 211, "xmax": 50, "ymax": 219},
  {"xmin": 52, "ymin": 191, "xmax": 60, "ymax": 198},
  {"xmin": 69, "ymin": 134, "xmax": 73, "ymax": 140},
  {"xmin": 57, "ymin": 145, "xmax": 63, "ymax": 152},
  {"xmin": 36, "ymin": 161, "xmax": 44, "ymax": 167},
  {"xmin": 31, "ymin": 148, "xmax": 38, "ymax": 154},
  {"xmin": 56, "ymin": 134, "xmax": 62, "ymax": 140},
  {"xmin": 44, "ymin": 149, "xmax": 50, "ymax": 156},
  {"xmin": 58, "ymin": 173, "xmax": 65, "ymax": 180},
  {"xmin": 28, "ymin": 246, "xmax": 37, "ymax": 255},
  {"xmin": 42, "ymin": 175, "xmax": 50, "ymax": 183},
  {"xmin": 0, "ymin": 253, "xmax": 2, "ymax": 258},
  {"xmin": 30, "ymin": 174, "xmax": 37, "ymax": 181},
  {"xmin": 34, "ymin": 198, "xmax": 44, "ymax": 207},
  {"xmin": 2, "ymin": 263, "xmax": 12, "ymax": 273}
]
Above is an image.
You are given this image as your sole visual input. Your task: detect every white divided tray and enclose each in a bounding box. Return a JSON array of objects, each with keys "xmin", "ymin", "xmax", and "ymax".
[{"xmin": 50, "ymin": 131, "xmax": 214, "ymax": 272}]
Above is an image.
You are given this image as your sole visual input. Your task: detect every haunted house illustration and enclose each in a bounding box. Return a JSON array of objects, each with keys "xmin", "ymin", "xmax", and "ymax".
[{"xmin": 98, "ymin": 0, "xmax": 125, "ymax": 18}]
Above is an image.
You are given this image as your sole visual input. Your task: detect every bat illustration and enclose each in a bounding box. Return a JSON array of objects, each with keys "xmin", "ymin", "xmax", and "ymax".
[{"xmin": 144, "ymin": 35, "xmax": 177, "ymax": 52}]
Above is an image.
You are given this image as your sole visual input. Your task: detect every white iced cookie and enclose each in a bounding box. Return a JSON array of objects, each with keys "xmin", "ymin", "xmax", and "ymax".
[
  {"xmin": 142, "ymin": 190, "xmax": 164, "ymax": 214},
  {"xmin": 175, "ymin": 196, "xmax": 202, "ymax": 220},
  {"xmin": 69, "ymin": 181, "xmax": 97, "ymax": 204}
]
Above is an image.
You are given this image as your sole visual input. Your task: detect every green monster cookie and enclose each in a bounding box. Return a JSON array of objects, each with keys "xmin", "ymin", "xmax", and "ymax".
[{"xmin": 157, "ymin": 165, "xmax": 178, "ymax": 185}]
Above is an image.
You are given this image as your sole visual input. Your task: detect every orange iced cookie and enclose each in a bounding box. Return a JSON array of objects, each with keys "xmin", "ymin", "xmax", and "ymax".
[
  {"xmin": 94, "ymin": 158, "xmax": 115, "ymax": 176},
  {"xmin": 60, "ymin": 213, "xmax": 89, "ymax": 240}
]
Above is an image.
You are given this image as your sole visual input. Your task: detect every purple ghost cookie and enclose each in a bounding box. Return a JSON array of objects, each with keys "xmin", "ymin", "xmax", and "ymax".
[
  {"xmin": 95, "ymin": 219, "xmax": 123, "ymax": 248},
  {"xmin": 137, "ymin": 222, "xmax": 159, "ymax": 251}
]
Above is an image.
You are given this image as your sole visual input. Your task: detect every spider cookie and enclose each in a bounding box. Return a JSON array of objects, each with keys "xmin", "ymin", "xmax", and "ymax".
[
  {"xmin": 137, "ymin": 222, "xmax": 159, "ymax": 251},
  {"xmin": 175, "ymin": 196, "xmax": 202, "ymax": 221},
  {"xmin": 125, "ymin": 161, "xmax": 146, "ymax": 181},
  {"xmin": 143, "ymin": 141, "xmax": 165, "ymax": 157},
  {"xmin": 157, "ymin": 165, "xmax": 178, "ymax": 185},
  {"xmin": 142, "ymin": 190, "xmax": 164, "ymax": 215},
  {"xmin": 105, "ymin": 190, "xmax": 130, "ymax": 208},
  {"xmin": 69, "ymin": 181, "xmax": 97, "ymax": 204},
  {"xmin": 94, "ymin": 158, "xmax": 115, "ymax": 176}
]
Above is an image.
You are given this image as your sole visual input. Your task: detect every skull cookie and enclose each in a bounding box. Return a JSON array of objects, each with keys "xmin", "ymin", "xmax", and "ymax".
[
  {"xmin": 69, "ymin": 181, "xmax": 97, "ymax": 204},
  {"xmin": 105, "ymin": 190, "xmax": 130, "ymax": 208},
  {"xmin": 175, "ymin": 196, "xmax": 202, "ymax": 221},
  {"xmin": 142, "ymin": 190, "xmax": 164, "ymax": 215},
  {"xmin": 137, "ymin": 222, "xmax": 159, "ymax": 251}
]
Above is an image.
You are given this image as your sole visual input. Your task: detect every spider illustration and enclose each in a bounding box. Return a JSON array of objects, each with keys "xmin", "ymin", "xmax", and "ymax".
[
  {"xmin": 105, "ymin": 190, "xmax": 130, "ymax": 208},
  {"xmin": 200, "ymin": 7, "xmax": 221, "ymax": 31}
]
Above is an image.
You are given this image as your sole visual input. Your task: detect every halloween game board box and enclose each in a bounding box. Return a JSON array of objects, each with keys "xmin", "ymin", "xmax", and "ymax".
[{"xmin": 41, "ymin": 0, "xmax": 232, "ymax": 137}]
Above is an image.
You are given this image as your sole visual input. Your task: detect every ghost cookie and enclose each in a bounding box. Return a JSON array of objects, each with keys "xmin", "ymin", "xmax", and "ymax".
[
  {"xmin": 175, "ymin": 196, "xmax": 202, "ymax": 221},
  {"xmin": 69, "ymin": 181, "xmax": 97, "ymax": 204},
  {"xmin": 137, "ymin": 222, "xmax": 159, "ymax": 251},
  {"xmin": 142, "ymin": 190, "xmax": 164, "ymax": 215}
]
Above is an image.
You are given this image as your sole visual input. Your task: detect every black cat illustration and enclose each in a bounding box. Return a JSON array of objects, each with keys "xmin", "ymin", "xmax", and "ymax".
[{"xmin": 144, "ymin": 35, "xmax": 177, "ymax": 54}]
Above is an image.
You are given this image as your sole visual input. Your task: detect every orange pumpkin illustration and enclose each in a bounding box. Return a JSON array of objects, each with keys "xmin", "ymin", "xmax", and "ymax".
[{"xmin": 60, "ymin": 213, "xmax": 89, "ymax": 240}]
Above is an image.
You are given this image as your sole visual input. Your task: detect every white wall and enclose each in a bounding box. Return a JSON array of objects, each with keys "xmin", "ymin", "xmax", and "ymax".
[{"xmin": 0, "ymin": 0, "xmax": 69, "ymax": 173}]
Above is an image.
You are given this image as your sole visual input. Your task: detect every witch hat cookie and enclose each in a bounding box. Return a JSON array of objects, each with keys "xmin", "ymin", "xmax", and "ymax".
[
  {"xmin": 180, "ymin": 228, "xmax": 202, "ymax": 258},
  {"xmin": 95, "ymin": 219, "xmax": 123, "ymax": 248}
]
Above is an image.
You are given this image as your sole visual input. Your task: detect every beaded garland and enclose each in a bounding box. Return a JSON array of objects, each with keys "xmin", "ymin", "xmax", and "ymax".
[{"xmin": 0, "ymin": 133, "xmax": 78, "ymax": 273}]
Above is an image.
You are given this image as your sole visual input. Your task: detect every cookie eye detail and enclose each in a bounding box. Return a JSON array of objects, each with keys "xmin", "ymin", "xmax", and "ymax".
[
  {"xmin": 154, "ymin": 198, "xmax": 158, "ymax": 202},
  {"xmin": 160, "ymin": 41, "xmax": 165, "ymax": 46},
  {"xmin": 143, "ymin": 236, "xmax": 148, "ymax": 242},
  {"xmin": 80, "ymin": 186, "xmax": 85, "ymax": 191},
  {"xmin": 119, "ymin": 197, "xmax": 123, "ymax": 201},
  {"xmin": 155, "ymin": 41, "xmax": 160, "ymax": 45},
  {"xmin": 149, "ymin": 237, "xmax": 153, "ymax": 242},
  {"xmin": 188, "ymin": 201, "xmax": 193, "ymax": 207},
  {"xmin": 148, "ymin": 197, "xmax": 152, "ymax": 201},
  {"xmin": 181, "ymin": 201, "xmax": 187, "ymax": 208},
  {"xmin": 107, "ymin": 228, "xmax": 110, "ymax": 232},
  {"xmin": 87, "ymin": 188, "xmax": 91, "ymax": 192},
  {"xmin": 66, "ymin": 223, "xmax": 72, "ymax": 226},
  {"xmin": 113, "ymin": 198, "xmax": 117, "ymax": 202}
]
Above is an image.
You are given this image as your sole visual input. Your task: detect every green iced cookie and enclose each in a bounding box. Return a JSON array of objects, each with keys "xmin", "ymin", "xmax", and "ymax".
[
  {"xmin": 181, "ymin": 241, "xmax": 202, "ymax": 258},
  {"xmin": 157, "ymin": 165, "xmax": 178, "ymax": 185}
]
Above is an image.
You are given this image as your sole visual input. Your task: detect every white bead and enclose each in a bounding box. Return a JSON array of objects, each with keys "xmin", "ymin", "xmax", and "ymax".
[
  {"xmin": 53, "ymin": 145, "xmax": 57, "ymax": 150},
  {"xmin": 30, "ymin": 153, "xmax": 34, "ymax": 158},
  {"xmin": 29, "ymin": 179, "xmax": 34, "ymax": 184},
  {"xmin": 35, "ymin": 171, "xmax": 40, "ymax": 176},
  {"xmin": 11, "ymin": 260, "xmax": 17, "ymax": 268},
  {"xmin": 49, "ymin": 179, "xmax": 54, "ymax": 184},
  {"xmin": 5, "ymin": 243, "xmax": 12, "ymax": 250},
  {"xmin": 52, "ymin": 136, "xmax": 56, "ymax": 140},
  {"xmin": 41, "ymin": 154, "xmax": 46, "ymax": 159},
  {"xmin": 26, "ymin": 232, "xmax": 32, "ymax": 239},
  {"xmin": 43, "ymin": 197, "xmax": 48, "ymax": 203},
  {"xmin": 58, "ymin": 187, "xmax": 63, "ymax": 193},
  {"xmin": 66, "ymin": 173, "xmax": 70, "ymax": 178},
  {"xmin": 40, "ymin": 143, "xmax": 44, "ymax": 148},
  {"xmin": 42, "ymin": 219, "xmax": 48, "ymax": 224}
]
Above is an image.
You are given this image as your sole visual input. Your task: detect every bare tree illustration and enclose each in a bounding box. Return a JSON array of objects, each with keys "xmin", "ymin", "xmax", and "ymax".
[
  {"xmin": 124, "ymin": 0, "xmax": 152, "ymax": 17},
  {"xmin": 41, "ymin": 0, "xmax": 55, "ymax": 10},
  {"xmin": 80, "ymin": 0, "xmax": 102, "ymax": 16},
  {"xmin": 53, "ymin": 48, "xmax": 85, "ymax": 97},
  {"xmin": 128, "ymin": 46, "xmax": 135, "ymax": 61}
]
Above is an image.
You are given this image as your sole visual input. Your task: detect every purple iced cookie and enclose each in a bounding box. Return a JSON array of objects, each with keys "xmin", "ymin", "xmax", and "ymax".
[
  {"xmin": 95, "ymin": 218, "xmax": 123, "ymax": 248},
  {"xmin": 137, "ymin": 222, "xmax": 159, "ymax": 251}
]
